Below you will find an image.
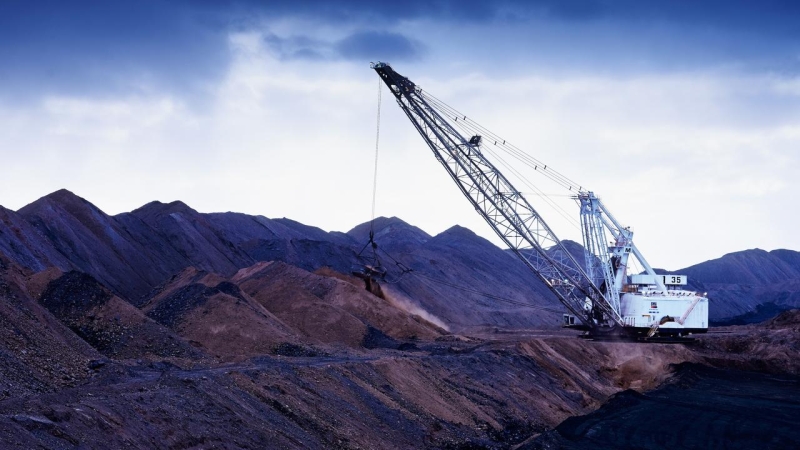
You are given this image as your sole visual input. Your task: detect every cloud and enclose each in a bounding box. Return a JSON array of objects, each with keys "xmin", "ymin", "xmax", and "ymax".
[
  {"xmin": 233, "ymin": 0, "xmax": 498, "ymax": 23},
  {"xmin": 0, "ymin": 0, "xmax": 230, "ymax": 101},
  {"xmin": 263, "ymin": 33, "xmax": 327, "ymax": 61},
  {"xmin": 524, "ymin": 0, "xmax": 608, "ymax": 21},
  {"xmin": 232, "ymin": 0, "xmax": 800, "ymax": 38},
  {"xmin": 261, "ymin": 30, "xmax": 423, "ymax": 62},
  {"xmin": 2, "ymin": 40, "xmax": 799, "ymax": 270},
  {"xmin": 2, "ymin": 0, "xmax": 798, "ymax": 102},
  {"xmin": 336, "ymin": 31, "xmax": 423, "ymax": 61},
  {"xmin": 240, "ymin": 2, "xmax": 800, "ymax": 77},
  {"xmin": 2, "ymin": 0, "xmax": 800, "ymax": 271}
]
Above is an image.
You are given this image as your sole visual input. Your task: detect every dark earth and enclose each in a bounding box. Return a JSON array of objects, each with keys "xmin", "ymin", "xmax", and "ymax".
[
  {"xmin": 527, "ymin": 363, "xmax": 800, "ymax": 450},
  {"xmin": 2, "ymin": 190, "xmax": 800, "ymax": 448}
]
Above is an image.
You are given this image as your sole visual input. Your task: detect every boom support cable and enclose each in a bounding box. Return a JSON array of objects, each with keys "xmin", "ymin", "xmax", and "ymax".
[
  {"xmin": 421, "ymin": 91, "xmax": 583, "ymax": 192},
  {"xmin": 420, "ymin": 91, "xmax": 584, "ymax": 232}
]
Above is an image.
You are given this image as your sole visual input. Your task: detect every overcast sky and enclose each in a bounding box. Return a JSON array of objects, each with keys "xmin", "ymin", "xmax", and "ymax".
[{"xmin": 1, "ymin": 0, "xmax": 799, "ymax": 270}]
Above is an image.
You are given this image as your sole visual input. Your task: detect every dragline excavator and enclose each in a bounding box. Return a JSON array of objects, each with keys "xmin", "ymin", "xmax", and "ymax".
[{"xmin": 371, "ymin": 62, "xmax": 708, "ymax": 340}]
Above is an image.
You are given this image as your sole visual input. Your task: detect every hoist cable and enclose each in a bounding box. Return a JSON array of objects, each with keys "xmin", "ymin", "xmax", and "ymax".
[
  {"xmin": 355, "ymin": 79, "xmax": 385, "ymax": 267},
  {"xmin": 370, "ymin": 77, "xmax": 382, "ymax": 234}
]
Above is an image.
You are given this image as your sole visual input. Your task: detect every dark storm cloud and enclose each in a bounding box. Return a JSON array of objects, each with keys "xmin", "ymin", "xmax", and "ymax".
[
  {"xmin": 1, "ymin": 0, "xmax": 798, "ymax": 99},
  {"xmin": 239, "ymin": 0, "xmax": 498, "ymax": 23},
  {"xmin": 0, "ymin": 0, "xmax": 230, "ymax": 99},
  {"xmin": 264, "ymin": 31, "xmax": 423, "ymax": 62},
  {"xmin": 336, "ymin": 31, "xmax": 422, "ymax": 61},
  {"xmin": 472, "ymin": 1, "xmax": 800, "ymax": 75},
  {"xmin": 263, "ymin": 34, "xmax": 327, "ymax": 61},
  {"xmin": 247, "ymin": 0, "xmax": 800, "ymax": 36},
  {"xmin": 0, "ymin": 0, "xmax": 434, "ymax": 99}
]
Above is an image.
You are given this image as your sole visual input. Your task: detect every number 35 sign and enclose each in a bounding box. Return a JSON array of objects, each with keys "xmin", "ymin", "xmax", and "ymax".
[{"xmin": 661, "ymin": 275, "xmax": 687, "ymax": 286}]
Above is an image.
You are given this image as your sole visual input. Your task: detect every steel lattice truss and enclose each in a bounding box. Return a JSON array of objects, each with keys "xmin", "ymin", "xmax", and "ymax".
[
  {"xmin": 373, "ymin": 62, "xmax": 622, "ymax": 327},
  {"xmin": 580, "ymin": 194, "xmax": 622, "ymax": 314}
]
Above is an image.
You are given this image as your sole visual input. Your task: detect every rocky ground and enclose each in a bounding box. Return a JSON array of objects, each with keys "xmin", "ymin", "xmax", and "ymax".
[
  {"xmin": 526, "ymin": 362, "xmax": 800, "ymax": 450},
  {"xmin": 520, "ymin": 311, "xmax": 800, "ymax": 450},
  {"xmin": 0, "ymin": 300, "xmax": 797, "ymax": 449},
  {"xmin": 0, "ymin": 333, "xmax": 689, "ymax": 449}
]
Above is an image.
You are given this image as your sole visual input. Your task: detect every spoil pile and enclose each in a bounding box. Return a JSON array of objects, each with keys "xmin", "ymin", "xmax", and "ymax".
[
  {"xmin": 694, "ymin": 309, "xmax": 800, "ymax": 375},
  {"xmin": 234, "ymin": 261, "xmax": 443, "ymax": 347},
  {"xmin": 40, "ymin": 271, "xmax": 206, "ymax": 363},
  {"xmin": 0, "ymin": 260, "xmax": 97, "ymax": 398},
  {"xmin": 142, "ymin": 267, "xmax": 298, "ymax": 360}
]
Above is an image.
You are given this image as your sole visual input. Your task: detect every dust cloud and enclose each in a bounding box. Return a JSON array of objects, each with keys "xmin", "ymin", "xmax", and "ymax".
[{"xmin": 382, "ymin": 285, "xmax": 450, "ymax": 332}]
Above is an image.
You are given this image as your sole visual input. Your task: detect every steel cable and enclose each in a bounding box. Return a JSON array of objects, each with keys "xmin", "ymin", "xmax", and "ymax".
[
  {"xmin": 420, "ymin": 91, "xmax": 584, "ymax": 192},
  {"xmin": 370, "ymin": 77, "xmax": 382, "ymax": 231}
]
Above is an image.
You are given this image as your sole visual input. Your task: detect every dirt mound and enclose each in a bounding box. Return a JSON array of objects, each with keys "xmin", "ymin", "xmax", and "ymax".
[
  {"xmin": 763, "ymin": 308, "xmax": 800, "ymax": 329},
  {"xmin": 519, "ymin": 338, "xmax": 698, "ymax": 396},
  {"xmin": 142, "ymin": 266, "xmax": 300, "ymax": 360},
  {"xmin": 39, "ymin": 272, "xmax": 205, "ymax": 362},
  {"xmin": 142, "ymin": 266, "xmax": 227, "ymax": 304},
  {"xmin": 236, "ymin": 262, "xmax": 442, "ymax": 347},
  {"xmin": 237, "ymin": 263, "xmax": 370, "ymax": 347},
  {"xmin": 127, "ymin": 200, "xmax": 254, "ymax": 278},
  {"xmin": 146, "ymin": 282, "xmax": 243, "ymax": 328},
  {"xmin": 142, "ymin": 261, "xmax": 441, "ymax": 357},
  {"xmin": 23, "ymin": 267, "xmax": 65, "ymax": 299},
  {"xmin": 39, "ymin": 271, "xmax": 113, "ymax": 319},
  {"xmin": 694, "ymin": 319, "xmax": 800, "ymax": 376},
  {"xmin": 0, "ymin": 260, "xmax": 98, "ymax": 397},
  {"xmin": 18, "ymin": 190, "xmax": 183, "ymax": 302}
]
